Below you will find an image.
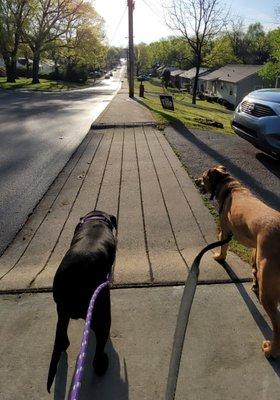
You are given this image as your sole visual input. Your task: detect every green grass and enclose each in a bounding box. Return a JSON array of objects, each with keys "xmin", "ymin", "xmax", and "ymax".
[
  {"xmin": 0, "ymin": 77, "xmax": 92, "ymax": 91},
  {"xmin": 136, "ymin": 79, "xmax": 234, "ymax": 134},
  {"xmin": 162, "ymin": 134, "xmax": 251, "ymax": 264}
]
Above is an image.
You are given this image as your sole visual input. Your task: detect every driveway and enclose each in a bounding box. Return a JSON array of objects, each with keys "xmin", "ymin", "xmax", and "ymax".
[
  {"xmin": 163, "ymin": 123, "xmax": 280, "ymax": 211},
  {"xmin": 0, "ymin": 68, "xmax": 124, "ymax": 254}
]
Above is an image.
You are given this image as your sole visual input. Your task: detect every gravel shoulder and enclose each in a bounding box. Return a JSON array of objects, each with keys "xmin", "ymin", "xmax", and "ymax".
[{"xmin": 163, "ymin": 122, "xmax": 280, "ymax": 212}]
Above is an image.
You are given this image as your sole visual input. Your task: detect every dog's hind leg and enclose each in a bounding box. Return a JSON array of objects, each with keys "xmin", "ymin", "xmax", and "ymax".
[
  {"xmin": 47, "ymin": 307, "xmax": 70, "ymax": 392},
  {"xmin": 91, "ymin": 286, "xmax": 111, "ymax": 376},
  {"xmin": 258, "ymin": 259, "xmax": 280, "ymax": 359},
  {"xmin": 251, "ymin": 248, "xmax": 259, "ymax": 296}
]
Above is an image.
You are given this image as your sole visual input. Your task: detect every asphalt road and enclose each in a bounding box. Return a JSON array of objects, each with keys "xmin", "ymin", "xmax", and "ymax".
[
  {"xmin": 0, "ymin": 67, "xmax": 124, "ymax": 255},
  {"xmin": 164, "ymin": 123, "xmax": 280, "ymax": 211}
]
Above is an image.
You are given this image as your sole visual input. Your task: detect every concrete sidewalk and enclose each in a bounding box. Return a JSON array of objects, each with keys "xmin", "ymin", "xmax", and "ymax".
[
  {"xmin": 1, "ymin": 285, "xmax": 279, "ymax": 400},
  {"xmin": 0, "ymin": 83, "xmax": 250, "ymax": 291},
  {"xmin": 1, "ymin": 82, "xmax": 279, "ymax": 400}
]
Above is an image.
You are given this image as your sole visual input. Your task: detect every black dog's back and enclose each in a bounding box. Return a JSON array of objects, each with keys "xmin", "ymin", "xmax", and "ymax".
[
  {"xmin": 47, "ymin": 211, "xmax": 117, "ymax": 392},
  {"xmin": 53, "ymin": 223, "xmax": 116, "ymax": 317}
]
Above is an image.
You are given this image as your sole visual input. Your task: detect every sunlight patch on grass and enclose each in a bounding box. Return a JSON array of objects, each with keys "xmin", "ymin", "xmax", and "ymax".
[
  {"xmin": 0, "ymin": 77, "xmax": 91, "ymax": 91},
  {"xmin": 137, "ymin": 79, "xmax": 234, "ymax": 134}
]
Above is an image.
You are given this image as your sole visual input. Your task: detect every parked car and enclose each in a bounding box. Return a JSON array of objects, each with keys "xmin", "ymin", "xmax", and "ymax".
[
  {"xmin": 232, "ymin": 89, "xmax": 280, "ymax": 159},
  {"xmin": 137, "ymin": 74, "xmax": 150, "ymax": 82},
  {"xmin": 105, "ymin": 74, "xmax": 110, "ymax": 79}
]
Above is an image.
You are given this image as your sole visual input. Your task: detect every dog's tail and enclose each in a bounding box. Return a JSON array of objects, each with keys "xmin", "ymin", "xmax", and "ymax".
[{"xmin": 47, "ymin": 312, "xmax": 70, "ymax": 393}]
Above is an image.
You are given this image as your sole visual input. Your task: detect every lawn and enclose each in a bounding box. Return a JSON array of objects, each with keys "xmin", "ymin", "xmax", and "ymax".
[
  {"xmin": 0, "ymin": 77, "xmax": 92, "ymax": 91},
  {"xmin": 136, "ymin": 78, "xmax": 234, "ymax": 133}
]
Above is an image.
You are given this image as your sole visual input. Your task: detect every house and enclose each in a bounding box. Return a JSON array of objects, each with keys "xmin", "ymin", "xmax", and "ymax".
[
  {"xmin": 0, "ymin": 58, "xmax": 55, "ymax": 75},
  {"xmin": 170, "ymin": 69, "xmax": 185, "ymax": 88},
  {"xmin": 198, "ymin": 64, "xmax": 265, "ymax": 106},
  {"xmin": 179, "ymin": 67, "xmax": 210, "ymax": 92},
  {"xmin": 39, "ymin": 60, "xmax": 55, "ymax": 74}
]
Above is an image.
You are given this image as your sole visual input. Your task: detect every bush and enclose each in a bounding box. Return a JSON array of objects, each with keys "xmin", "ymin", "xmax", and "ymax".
[
  {"xmin": 0, "ymin": 66, "xmax": 6, "ymax": 77},
  {"xmin": 64, "ymin": 65, "xmax": 88, "ymax": 83},
  {"xmin": 16, "ymin": 66, "xmax": 32, "ymax": 78}
]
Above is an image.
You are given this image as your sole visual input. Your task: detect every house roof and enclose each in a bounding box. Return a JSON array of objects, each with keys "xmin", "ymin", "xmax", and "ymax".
[
  {"xmin": 179, "ymin": 67, "xmax": 209, "ymax": 79},
  {"xmin": 199, "ymin": 64, "xmax": 263, "ymax": 83},
  {"xmin": 170, "ymin": 69, "xmax": 185, "ymax": 77}
]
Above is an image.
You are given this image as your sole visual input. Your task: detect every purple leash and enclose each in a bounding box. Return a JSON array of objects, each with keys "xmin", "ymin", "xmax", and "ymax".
[{"xmin": 70, "ymin": 277, "xmax": 110, "ymax": 400}]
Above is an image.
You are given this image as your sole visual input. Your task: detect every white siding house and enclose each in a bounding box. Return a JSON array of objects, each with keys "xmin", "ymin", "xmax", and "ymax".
[{"xmin": 199, "ymin": 64, "xmax": 266, "ymax": 106}]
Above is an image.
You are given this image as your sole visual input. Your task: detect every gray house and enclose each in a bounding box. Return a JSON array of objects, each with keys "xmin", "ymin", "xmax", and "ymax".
[
  {"xmin": 199, "ymin": 64, "xmax": 266, "ymax": 106},
  {"xmin": 179, "ymin": 67, "xmax": 210, "ymax": 92},
  {"xmin": 170, "ymin": 69, "xmax": 185, "ymax": 88}
]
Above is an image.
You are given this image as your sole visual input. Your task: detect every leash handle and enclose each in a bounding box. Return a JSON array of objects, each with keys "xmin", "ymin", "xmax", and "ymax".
[
  {"xmin": 70, "ymin": 279, "xmax": 109, "ymax": 400},
  {"xmin": 165, "ymin": 235, "xmax": 232, "ymax": 400}
]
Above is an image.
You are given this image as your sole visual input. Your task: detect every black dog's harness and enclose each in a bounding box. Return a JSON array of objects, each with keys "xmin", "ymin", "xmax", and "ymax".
[{"xmin": 79, "ymin": 213, "xmax": 114, "ymax": 230}]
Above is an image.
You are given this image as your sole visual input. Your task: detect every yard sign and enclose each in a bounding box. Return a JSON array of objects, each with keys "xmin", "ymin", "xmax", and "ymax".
[{"xmin": 160, "ymin": 95, "xmax": 174, "ymax": 111}]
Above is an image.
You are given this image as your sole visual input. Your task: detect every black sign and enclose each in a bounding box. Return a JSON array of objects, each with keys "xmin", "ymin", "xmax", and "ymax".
[{"xmin": 160, "ymin": 95, "xmax": 174, "ymax": 111}]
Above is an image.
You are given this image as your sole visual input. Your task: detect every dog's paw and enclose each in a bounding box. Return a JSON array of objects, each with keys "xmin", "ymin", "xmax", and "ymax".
[
  {"xmin": 262, "ymin": 340, "xmax": 280, "ymax": 359},
  {"xmin": 251, "ymin": 284, "xmax": 259, "ymax": 296},
  {"xmin": 213, "ymin": 253, "xmax": 226, "ymax": 261},
  {"xmin": 93, "ymin": 352, "xmax": 109, "ymax": 376}
]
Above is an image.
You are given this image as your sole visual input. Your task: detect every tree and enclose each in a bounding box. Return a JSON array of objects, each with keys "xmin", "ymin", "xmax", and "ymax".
[
  {"xmin": 134, "ymin": 43, "xmax": 151, "ymax": 75},
  {"xmin": 227, "ymin": 17, "xmax": 247, "ymax": 63},
  {"xmin": 244, "ymin": 23, "xmax": 269, "ymax": 64},
  {"xmin": 21, "ymin": 0, "xmax": 85, "ymax": 84},
  {"xmin": 18, "ymin": 42, "xmax": 33, "ymax": 76},
  {"xmin": 0, "ymin": 0, "xmax": 30, "ymax": 82},
  {"xmin": 167, "ymin": 0, "xmax": 229, "ymax": 104},
  {"xmin": 106, "ymin": 47, "xmax": 122, "ymax": 69},
  {"xmin": 61, "ymin": 4, "xmax": 107, "ymax": 79},
  {"xmin": 259, "ymin": 28, "xmax": 280, "ymax": 83},
  {"xmin": 204, "ymin": 35, "xmax": 237, "ymax": 68}
]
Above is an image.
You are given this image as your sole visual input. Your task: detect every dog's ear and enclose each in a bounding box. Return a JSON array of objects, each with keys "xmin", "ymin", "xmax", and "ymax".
[
  {"xmin": 208, "ymin": 166, "xmax": 229, "ymax": 199},
  {"xmin": 110, "ymin": 215, "xmax": 117, "ymax": 230}
]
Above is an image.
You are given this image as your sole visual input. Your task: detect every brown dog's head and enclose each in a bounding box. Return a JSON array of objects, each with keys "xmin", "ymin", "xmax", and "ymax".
[{"xmin": 195, "ymin": 165, "xmax": 229, "ymax": 199}]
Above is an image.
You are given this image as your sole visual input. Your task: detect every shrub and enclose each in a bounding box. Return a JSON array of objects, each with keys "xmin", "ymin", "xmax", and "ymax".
[
  {"xmin": 16, "ymin": 66, "xmax": 32, "ymax": 78},
  {"xmin": 64, "ymin": 65, "xmax": 88, "ymax": 83},
  {"xmin": 0, "ymin": 66, "xmax": 6, "ymax": 77}
]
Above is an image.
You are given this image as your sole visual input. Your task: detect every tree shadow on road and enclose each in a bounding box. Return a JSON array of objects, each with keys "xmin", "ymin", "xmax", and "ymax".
[
  {"xmin": 167, "ymin": 120, "xmax": 280, "ymax": 211},
  {"xmin": 256, "ymin": 152, "xmax": 280, "ymax": 179}
]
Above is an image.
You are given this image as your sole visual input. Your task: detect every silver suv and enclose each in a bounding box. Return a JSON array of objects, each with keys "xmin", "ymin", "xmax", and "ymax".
[{"xmin": 232, "ymin": 89, "xmax": 280, "ymax": 159}]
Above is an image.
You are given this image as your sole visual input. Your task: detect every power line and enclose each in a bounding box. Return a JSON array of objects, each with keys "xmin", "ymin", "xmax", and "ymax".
[
  {"xmin": 140, "ymin": 0, "xmax": 165, "ymax": 24},
  {"xmin": 109, "ymin": 4, "xmax": 128, "ymax": 44}
]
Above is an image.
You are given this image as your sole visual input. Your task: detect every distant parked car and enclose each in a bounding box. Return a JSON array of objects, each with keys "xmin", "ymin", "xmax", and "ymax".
[
  {"xmin": 232, "ymin": 89, "xmax": 280, "ymax": 159},
  {"xmin": 137, "ymin": 74, "xmax": 149, "ymax": 82},
  {"xmin": 105, "ymin": 74, "xmax": 110, "ymax": 79}
]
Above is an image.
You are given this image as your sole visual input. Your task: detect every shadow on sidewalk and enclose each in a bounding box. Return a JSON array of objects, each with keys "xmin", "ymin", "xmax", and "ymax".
[
  {"xmin": 220, "ymin": 260, "xmax": 280, "ymax": 377},
  {"xmin": 53, "ymin": 337, "xmax": 129, "ymax": 400}
]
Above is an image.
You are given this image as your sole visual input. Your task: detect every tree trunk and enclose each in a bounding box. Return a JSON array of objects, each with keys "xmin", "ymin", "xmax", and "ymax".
[
  {"xmin": 32, "ymin": 50, "xmax": 40, "ymax": 84},
  {"xmin": 3, "ymin": 54, "xmax": 16, "ymax": 83},
  {"xmin": 192, "ymin": 54, "xmax": 201, "ymax": 105},
  {"xmin": 12, "ymin": 58, "xmax": 17, "ymax": 79}
]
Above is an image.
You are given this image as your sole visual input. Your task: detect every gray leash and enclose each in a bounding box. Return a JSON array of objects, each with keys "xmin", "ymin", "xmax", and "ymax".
[{"xmin": 165, "ymin": 235, "xmax": 232, "ymax": 400}]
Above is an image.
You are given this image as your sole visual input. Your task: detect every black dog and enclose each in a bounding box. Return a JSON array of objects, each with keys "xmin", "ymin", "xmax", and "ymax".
[{"xmin": 47, "ymin": 210, "xmax": 117, "ymax": 392}]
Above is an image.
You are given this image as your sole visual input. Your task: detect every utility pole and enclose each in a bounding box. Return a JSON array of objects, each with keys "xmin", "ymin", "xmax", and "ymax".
[{"xmin": 128, "ymin": 0, "xmax": 135, "ymax": 98}]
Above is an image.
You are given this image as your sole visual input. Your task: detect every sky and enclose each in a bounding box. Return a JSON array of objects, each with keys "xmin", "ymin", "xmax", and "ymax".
[{"xmin": 93, "ymin": 0, "xmax": 279, "ymax": 47}]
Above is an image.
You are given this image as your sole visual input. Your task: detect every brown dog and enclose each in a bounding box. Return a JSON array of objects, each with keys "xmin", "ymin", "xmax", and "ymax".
[{"xmin": 195, "ymin": 165, "xmax": 280, "ymax": 358}]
